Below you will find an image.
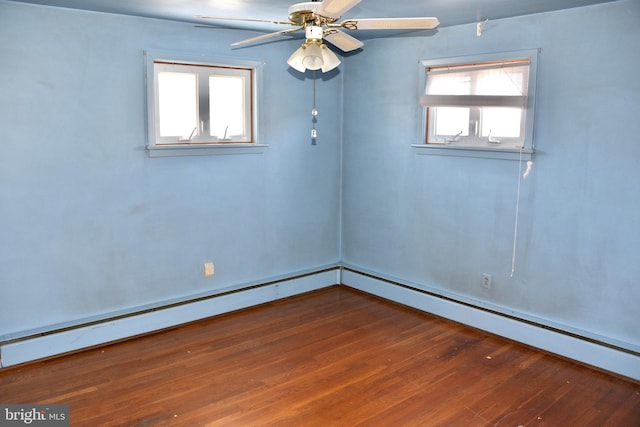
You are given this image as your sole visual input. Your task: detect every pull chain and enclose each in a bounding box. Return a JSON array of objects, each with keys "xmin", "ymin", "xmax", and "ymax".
[{"xmin": 311, "ymin": 70, "xmax": 318, "ymax": 139}]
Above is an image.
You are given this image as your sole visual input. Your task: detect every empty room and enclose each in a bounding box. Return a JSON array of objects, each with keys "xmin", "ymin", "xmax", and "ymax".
[{"xmin": 1, "ymin": 0, "xmax": 639, "ymax": 425}]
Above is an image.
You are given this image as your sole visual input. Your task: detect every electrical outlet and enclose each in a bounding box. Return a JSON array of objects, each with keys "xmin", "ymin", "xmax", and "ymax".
[
  {"xmin": 482, "ymin": 273, "xmax": 492, "ymax": 289},
  {"xmin": 203, "ymin": 262, "xmax": 215, "ymax": 277}
]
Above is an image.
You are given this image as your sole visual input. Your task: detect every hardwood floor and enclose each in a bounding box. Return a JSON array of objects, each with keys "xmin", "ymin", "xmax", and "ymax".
[{"xmin": 1, "ymin": 286, "xmax": 638, "ymax": 426}]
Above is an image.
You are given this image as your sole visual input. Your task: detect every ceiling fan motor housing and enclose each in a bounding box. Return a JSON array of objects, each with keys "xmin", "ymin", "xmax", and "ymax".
[{"xmin": 288, "ymin": 2, "xmax": 320, "ymax": 24}]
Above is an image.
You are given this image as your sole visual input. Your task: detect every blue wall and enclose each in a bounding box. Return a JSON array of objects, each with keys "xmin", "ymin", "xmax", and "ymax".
[
  {"xmin": 0, "ymin": 2, "xmax": 342, "ymax": 338},
  {"xmin": 1, "ymin": 0, "xmax": 638, "ymax": 357},
  {"xmin": 342, "ymin": 0, "xmax": 639, "ymax": 351}
]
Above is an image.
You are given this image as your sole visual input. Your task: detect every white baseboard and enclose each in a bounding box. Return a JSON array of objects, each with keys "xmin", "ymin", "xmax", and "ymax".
[
  {"xmin": 341, "ymin": 268, "xmax": 640, "ymax": 382},
  {"xmin": 0, "ymin": 268, "xmax": 339, "ymax": 368}
]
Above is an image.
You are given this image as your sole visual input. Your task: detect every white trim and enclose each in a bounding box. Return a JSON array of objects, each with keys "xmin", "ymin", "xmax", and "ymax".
[
  {"xmin": 417, "ymin": 49, "xmax": 540, "ymax": 161},
  {"xmin": 144, "ymin": 50, "xmax": 265, "ymax": 157},
  {"xmin": 341, "ymin": 267, "xmax": 640, "ymax": 381},
  {"xmin": 147, "ymin": 143, "xmax": 268, "ymax": 157},
  {"xmin": 412, "ymin": 144, "xmax": 534, "ymax": 161},
  {"xmin": 0, "ymin": 268, "xmax": 338, "ymax": 367}
]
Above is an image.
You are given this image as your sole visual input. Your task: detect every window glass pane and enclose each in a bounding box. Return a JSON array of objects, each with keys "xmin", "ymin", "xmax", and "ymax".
[
  {"xmin": 209, "ymin": 75, "xmax": 245, "ymax": 139},
  {"xmin": 157, "ymin": 72, "xmax": 197, "ymax": 138},
  {"xmin": 474, "ymin": 65, "xmax": 528, "ymax": 96},
  {"xmin": 426, "ymin": 63, "xmax": 529, "ymax": 97},
  {"xmin": 427, "ymin": 73, "xmax": 471, "ymax": 95},
  {"xmin": 480, "ymin": 107, "xmax": 522, "ymax": 138},
  {"xmin": 434, "ymin": 107, "xmax": 470, "ymax": 136}
]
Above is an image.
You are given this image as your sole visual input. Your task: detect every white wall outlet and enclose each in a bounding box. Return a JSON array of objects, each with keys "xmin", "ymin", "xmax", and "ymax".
[
  {"xmin": 482, "ymin": 273, "xmax": 492, "ymax": 289},
  {"xmin": 203, "ymin": 262, "xmax": 215, "ymax": 277}
]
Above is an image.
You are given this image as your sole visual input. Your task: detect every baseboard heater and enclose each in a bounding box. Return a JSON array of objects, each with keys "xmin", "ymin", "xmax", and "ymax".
[
  {"xmin": 340, "ymin": 266, "xmax": 640, "ymax": 382},
  {"xmin": 0, "ymin": 267, "xmax": 340, "ymax": 368},
  {"xmin": 2, "ymin": 265, "xmax": 638, "ymax": 381}
]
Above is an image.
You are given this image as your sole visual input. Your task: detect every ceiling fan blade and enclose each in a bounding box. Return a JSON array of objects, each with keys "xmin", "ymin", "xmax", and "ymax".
[
  {"xmin": 341, "ymin": 17, "xmax": 440, "ymax": 30},
  {"xmin": 196, "ymin": 15, "xmax": 293, "ymax": 26},
  {"xmin": 324, "ymin": 30, "xmax": 364, "ymax": 52},
  {"xmin": 231, "ymin": 27, "xmax": 303, "ymax": 47},
  {"xmin": 315, "ymin": 0, "xmax": 362, "ymax": 19}
]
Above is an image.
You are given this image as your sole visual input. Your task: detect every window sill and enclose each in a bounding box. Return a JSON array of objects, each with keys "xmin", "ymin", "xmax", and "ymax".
[
  {"xmin": 412, "ymin": 144, "xmax": 533, "ymax": 161},
  {"xmin": 147, "ymin": 143, "xmax": 268, "ymax": 157}
]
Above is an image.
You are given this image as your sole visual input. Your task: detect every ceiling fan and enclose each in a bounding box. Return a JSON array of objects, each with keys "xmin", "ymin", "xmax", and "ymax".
[{"xmin": 197, "ymin": 0, "xmax": 439, "ymax": 73}]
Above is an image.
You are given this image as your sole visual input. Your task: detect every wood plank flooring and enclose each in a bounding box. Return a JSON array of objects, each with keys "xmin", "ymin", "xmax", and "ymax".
[{"xmin": 1, "ymin": 286, "xmax": 639, "ymax": 426}]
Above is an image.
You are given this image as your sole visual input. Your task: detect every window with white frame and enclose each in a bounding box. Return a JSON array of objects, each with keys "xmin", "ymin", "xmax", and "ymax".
[
  {"xmin": 417, "ymin": 50, "xmax": 539, "ymax": 160},
  {"xmin": 145, "ymin": 52, "xmax": 265, "ymax": 157}
]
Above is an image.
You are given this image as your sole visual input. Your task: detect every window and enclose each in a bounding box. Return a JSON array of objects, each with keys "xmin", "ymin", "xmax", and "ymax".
[
  {"xmin": 145, "ymin": 51, "xmax": 265, "ymax": 157},
  {"xmin": 416, "ymin": 50, "xmax": 539, "ymax": 160}
]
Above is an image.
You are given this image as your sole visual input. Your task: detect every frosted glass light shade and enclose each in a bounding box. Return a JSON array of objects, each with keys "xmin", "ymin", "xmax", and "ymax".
[
  {"xmin": 287, "ymin": 47, "xmax": 307, "ymax": 73},
  {"xmin": 302, "ymin": 43, "xmax": 324, "ymax": 70},
  {"xmin": 287, "ymin": 42, "xmax": 341, "ymax": 73},
  {"xmin": 320, "ymin": 45, "xmax": 341, "ymax": 72}
]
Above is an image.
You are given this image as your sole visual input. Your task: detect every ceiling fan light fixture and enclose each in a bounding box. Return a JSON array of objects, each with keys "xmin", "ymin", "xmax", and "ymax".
[{"xmin": 287, "ymin": 41, "xmax": 340, "ymax": 73}]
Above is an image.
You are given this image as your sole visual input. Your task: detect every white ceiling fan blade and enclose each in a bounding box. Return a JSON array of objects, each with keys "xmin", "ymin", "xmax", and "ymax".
[
  {"xmin": 196, "ymin": 15, "xmax": 293, "ymax": 26},
  {"xmin": 342, "ymin": 17, "xmax": 440, "ymax": 30},
  {"xmin": 231, "ymin": 28, "xmax": 303, "ymax": 47},
  {"xmin": 324, "ymin": 30, "xmax": 364, "ymax": 52},
  {"xmin": 316, "ymin": 0, "xmax": 362, "ymax": 19}
]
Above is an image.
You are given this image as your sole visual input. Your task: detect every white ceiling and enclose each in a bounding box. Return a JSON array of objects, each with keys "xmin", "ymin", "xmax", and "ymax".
[{"xmin": 7, "ymin": 0, "xmax": 618, "ymax": 32}]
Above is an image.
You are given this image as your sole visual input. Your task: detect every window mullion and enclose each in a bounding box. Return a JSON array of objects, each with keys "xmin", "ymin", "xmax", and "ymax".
[
  {"xmin": 469, "ymin": 108, "xmax": 480, "ymax": 138},
  {"xmin": 198, "ymin": 70, "xmax": 210, "ymax": 139}
]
